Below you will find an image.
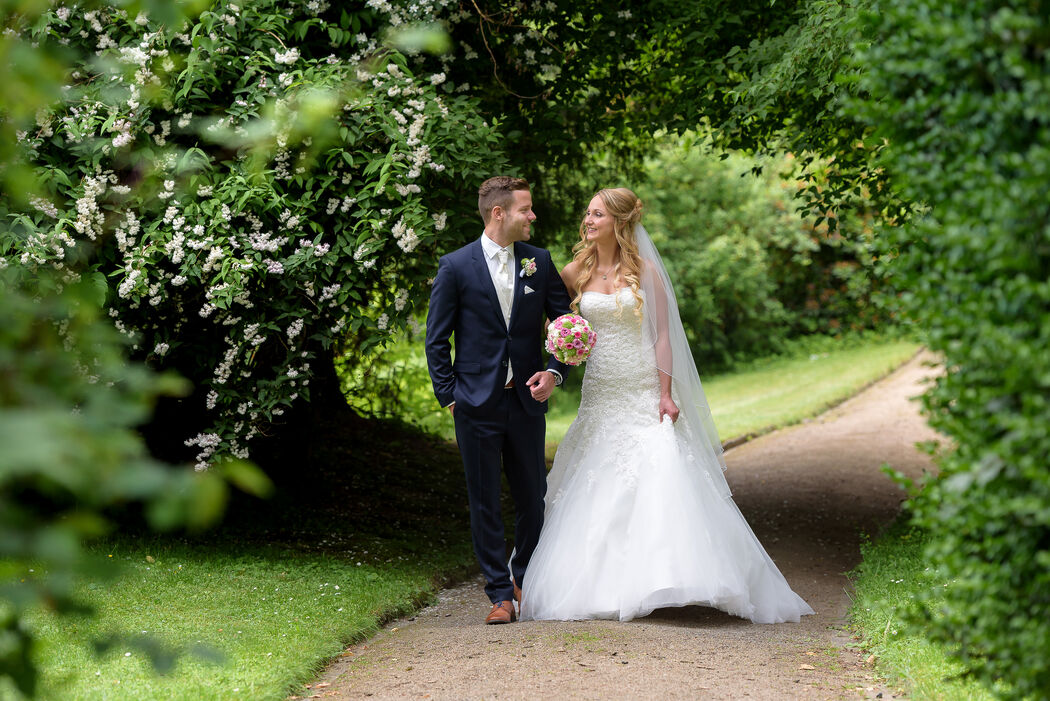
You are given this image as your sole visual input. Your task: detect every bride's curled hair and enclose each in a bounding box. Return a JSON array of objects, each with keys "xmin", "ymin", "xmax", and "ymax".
[{"xmin": 571, "ymin": 188, "xmax": 646, "ymax": 316}]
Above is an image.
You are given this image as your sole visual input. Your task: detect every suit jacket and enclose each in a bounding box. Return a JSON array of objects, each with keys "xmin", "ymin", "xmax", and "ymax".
[{"xmin": 425, "ymin": 238, "xmax": 572, "ymax": 416}]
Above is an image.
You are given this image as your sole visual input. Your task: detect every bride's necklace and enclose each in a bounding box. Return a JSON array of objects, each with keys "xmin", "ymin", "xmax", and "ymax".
[{"xmin": 596, "ymin": 261, "xmax": 618, "ymax": 280}]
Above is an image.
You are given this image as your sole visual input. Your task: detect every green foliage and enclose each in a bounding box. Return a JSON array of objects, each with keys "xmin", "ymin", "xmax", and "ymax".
[
  {"xmin": 644, "ymin": 0, "xmax": 905, "ymax": 231},
  {"xmin": 1, "ymin": 0, "xmax": 510, "ymax": 469},
  {"xmin": 638, "ymin": 136, "xmax": 885, "ymax": 369},
  {"xmin": 847, "ymin": 0, "xmax": 1050, "ymax": 695},
  {"xmin": 849, "ymin": 522, "xmax": 999, "ymax": 700},
  {"xmin": 336, "ymin": 324, "xmax": 454, "ymax": 441},
  {"xmin": 0, "ymin": 266, "xmax": 269, "ymax": 696}
]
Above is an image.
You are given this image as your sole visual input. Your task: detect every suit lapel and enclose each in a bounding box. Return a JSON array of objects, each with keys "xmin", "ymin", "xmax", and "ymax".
[{"xmin": 471, "ymin": 239, "xmax": 508, "ymax": 331}]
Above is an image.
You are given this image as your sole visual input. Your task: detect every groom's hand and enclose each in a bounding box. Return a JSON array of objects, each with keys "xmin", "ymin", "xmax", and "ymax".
[{"xmin": 527, "ymin": 371, "xmax": 556, "ymax": 402}]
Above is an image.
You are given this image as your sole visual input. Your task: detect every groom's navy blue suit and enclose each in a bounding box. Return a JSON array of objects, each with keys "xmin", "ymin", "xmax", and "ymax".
[{"xmin": 426, "ymin": 237, "xmax": 572, "ymax": 604}]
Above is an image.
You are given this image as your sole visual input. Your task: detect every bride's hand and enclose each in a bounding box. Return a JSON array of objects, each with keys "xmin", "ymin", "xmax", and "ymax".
[{"xmin": 659, "ymin": 396, "xmax": 679, "ymax": 423}]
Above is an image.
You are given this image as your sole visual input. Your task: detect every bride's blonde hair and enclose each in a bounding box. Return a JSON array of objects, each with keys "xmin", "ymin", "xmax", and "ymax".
[{"xmin": 570, "ymin": 188, "xmax": 645, "ymax": 317}]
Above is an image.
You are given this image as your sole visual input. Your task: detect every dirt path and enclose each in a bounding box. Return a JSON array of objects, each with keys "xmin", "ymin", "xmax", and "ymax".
[{"xmin": 305, "ymin": 352, "xmax": 942, "ymax": 700}]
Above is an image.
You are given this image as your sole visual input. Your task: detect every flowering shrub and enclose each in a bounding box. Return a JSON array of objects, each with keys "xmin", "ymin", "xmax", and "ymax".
[{"xmin": 3, "ymin": 1, "xmax": 511, "ymax": 469}]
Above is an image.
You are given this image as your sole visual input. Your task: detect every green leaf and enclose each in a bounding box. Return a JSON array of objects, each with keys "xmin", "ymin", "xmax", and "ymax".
[{"xmin": 220, "ymin": 460, "xmax": 274, "ymax": 498}]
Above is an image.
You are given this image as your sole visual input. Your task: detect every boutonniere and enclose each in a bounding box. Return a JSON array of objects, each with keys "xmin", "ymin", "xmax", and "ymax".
[{"xmin": 520, "ymin": 257, "xmax": 537, "ymax": 278}]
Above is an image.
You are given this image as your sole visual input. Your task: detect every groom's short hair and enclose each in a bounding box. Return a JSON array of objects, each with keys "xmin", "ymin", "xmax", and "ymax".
[{"xmin": 478, "ymin": 176, "xmax": 530, "ymax": 224}]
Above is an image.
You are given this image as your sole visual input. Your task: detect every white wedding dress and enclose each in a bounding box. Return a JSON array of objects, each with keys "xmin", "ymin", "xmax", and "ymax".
[{"xmin": 521, "ymin": 289, "xmax": 814, "ymax": 623}]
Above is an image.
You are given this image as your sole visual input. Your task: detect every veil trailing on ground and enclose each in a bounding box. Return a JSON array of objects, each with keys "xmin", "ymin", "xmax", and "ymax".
[{"xmin": 635, "ymin": 223, "xmax": 731, "ymax": 498}]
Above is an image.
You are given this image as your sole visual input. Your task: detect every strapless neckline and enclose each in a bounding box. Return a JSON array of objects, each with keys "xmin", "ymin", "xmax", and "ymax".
[{"xmin": 581, "ymin": 288, "xmax": 632, "ymax": 297}]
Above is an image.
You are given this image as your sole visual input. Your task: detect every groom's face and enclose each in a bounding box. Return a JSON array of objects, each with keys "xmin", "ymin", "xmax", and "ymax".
[{"xmin": 498, "ymin": 189, "xmax": 537, "ymax": 242}]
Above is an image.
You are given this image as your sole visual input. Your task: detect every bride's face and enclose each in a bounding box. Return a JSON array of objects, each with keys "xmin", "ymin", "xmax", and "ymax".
[{"xmin": 583, "ymin": 196, "xmax": 615, "ymax": 243}]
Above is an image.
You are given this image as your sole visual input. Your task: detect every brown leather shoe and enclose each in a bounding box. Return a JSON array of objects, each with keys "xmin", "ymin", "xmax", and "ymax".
[{"xmin": 485, "ymin": 601, "xmax": 516, "ymax": 624}]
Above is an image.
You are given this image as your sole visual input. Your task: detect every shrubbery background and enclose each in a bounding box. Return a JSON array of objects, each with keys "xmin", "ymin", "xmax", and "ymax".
[
  {"xmin": 2, "ymin": 0, "xmax": 1048, "ymax": 697},
  {"xmin": 848, "ymin": 0, "xmax": 1050, "ymax": 694}
]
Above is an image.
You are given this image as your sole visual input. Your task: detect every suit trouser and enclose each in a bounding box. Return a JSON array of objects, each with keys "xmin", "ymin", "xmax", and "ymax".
[{"xmin": 454, "ymin": 387, "xmax": 547, "ymax": 604}]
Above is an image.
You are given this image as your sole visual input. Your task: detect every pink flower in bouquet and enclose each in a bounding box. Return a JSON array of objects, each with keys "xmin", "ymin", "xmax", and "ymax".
[{"xmin": 545, "ymin": 313, "xmax": 597, "ymax": 366}]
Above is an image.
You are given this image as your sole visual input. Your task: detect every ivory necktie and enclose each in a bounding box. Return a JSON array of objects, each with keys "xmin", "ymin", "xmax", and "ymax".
[
  {"xmin": 495, "ymin": 248, "xmax": 513, "ymax": 324},
  {"xmin": 496, "ymin": 247, "xmax": 514, "ymax": 384}
]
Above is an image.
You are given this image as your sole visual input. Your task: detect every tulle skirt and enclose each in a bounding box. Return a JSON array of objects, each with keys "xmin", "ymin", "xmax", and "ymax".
[{"xmin": 520, "ymin": 417, "xmax": 814, "ymax": 623}]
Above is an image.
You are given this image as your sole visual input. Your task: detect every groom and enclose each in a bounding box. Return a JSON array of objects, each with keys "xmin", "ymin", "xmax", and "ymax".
[{"xmin": 425, "ymin": 176, "xmax": 573, "ymax": 624}]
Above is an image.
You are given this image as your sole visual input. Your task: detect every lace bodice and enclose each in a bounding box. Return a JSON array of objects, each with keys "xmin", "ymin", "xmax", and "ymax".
[
  {"xmin": 577, "ymin": 289, "xmax": 662, "ymax": 427},
  {"xmin": 542, "ymin": 289, "xmax": 669, "ymax": 499}
]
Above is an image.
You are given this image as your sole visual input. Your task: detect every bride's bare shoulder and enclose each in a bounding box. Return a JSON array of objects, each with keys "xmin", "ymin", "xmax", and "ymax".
[{"xmin": 560, "ymin": 259, "xmax": 581, "ymax": 294}]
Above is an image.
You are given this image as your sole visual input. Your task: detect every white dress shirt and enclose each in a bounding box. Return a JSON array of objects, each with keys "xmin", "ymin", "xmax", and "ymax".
[{"xmin": 481, "ymin": 234, "xmax": 516, "ymax": 384}]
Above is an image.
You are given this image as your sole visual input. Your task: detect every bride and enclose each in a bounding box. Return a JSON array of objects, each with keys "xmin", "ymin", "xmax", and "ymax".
[{"xmin": 520, "ymin": 188, "xmax": 814, "ymax": 624}]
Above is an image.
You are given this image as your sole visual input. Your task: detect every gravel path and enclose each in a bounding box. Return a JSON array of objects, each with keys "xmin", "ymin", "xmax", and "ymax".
[{"xmin": 303, "ymin": 352, "xmax": 942, "ymax": 700}]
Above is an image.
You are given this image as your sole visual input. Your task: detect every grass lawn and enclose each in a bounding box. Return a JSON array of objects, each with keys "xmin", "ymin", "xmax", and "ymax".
[
  {"xmin": 19, "ymin": 541, "xmax": 467, "ymax": 700},
  {"xmin": 705, "ymin": 339, "xmax": 920, "ymax": 440},
  {"xmin": 848, "ymin": 522, "xmax": 999, "ymax": 700},
  {"xmin": 546, "ymin": 336, "xmax": 920, "ymax": 456},
  {"xmin": 3, "ymin": 411, "xmax": 477, "ymax": 701}
]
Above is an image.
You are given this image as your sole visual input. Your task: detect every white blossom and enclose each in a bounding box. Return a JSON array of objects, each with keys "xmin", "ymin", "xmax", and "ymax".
[
  {"xmin": 30, "ymin": 196, "xmax": 59, "ymax": 218},
  {"xmin": 117, "ymin": 269, "xmax": 142, "ymax": 299},
  {"xmin": 273, "ymin": 48, "xmax": 300, "ymax": 65},
  {"xmin": 319, "ymin": 283, "xmax": 341, "ymax": 302},
  {"xmin": 184, "ymin": 432, "xmax": 222, "ymax": 471},
  {"xmin": 118, "ymin": 46, "xmax": 150, "ymax": 65}
]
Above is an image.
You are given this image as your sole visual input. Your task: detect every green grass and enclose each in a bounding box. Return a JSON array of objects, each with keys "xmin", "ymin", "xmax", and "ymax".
[
  {"xmin": 2, "ymin": 410, "xmax": 477, "ymax": 701},
  {"xmin": 546, "ymin": 335, "xmax": 920, "ymax": 456},
  {"xmin": 704, "ymin": 338, "xmax": 920, "ymax": 440},
  {"xmin": 17, "ymin": 540, "xmax": 462, "ymax": 700},
  {"xmin": 848, "ymin": 524, "xmax": 998, "ymax": 700}
]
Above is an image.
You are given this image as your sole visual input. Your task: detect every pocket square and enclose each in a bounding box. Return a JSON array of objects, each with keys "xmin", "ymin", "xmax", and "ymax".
[{"xmin": 523, "ymin": 285, "xmax": 535, "ymax": 294}]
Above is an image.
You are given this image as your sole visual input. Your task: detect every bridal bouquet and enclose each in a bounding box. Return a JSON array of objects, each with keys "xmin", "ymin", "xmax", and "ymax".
[{"xmin": 545, "ymin": 314, "xmax": 597, "ymax": 366}]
